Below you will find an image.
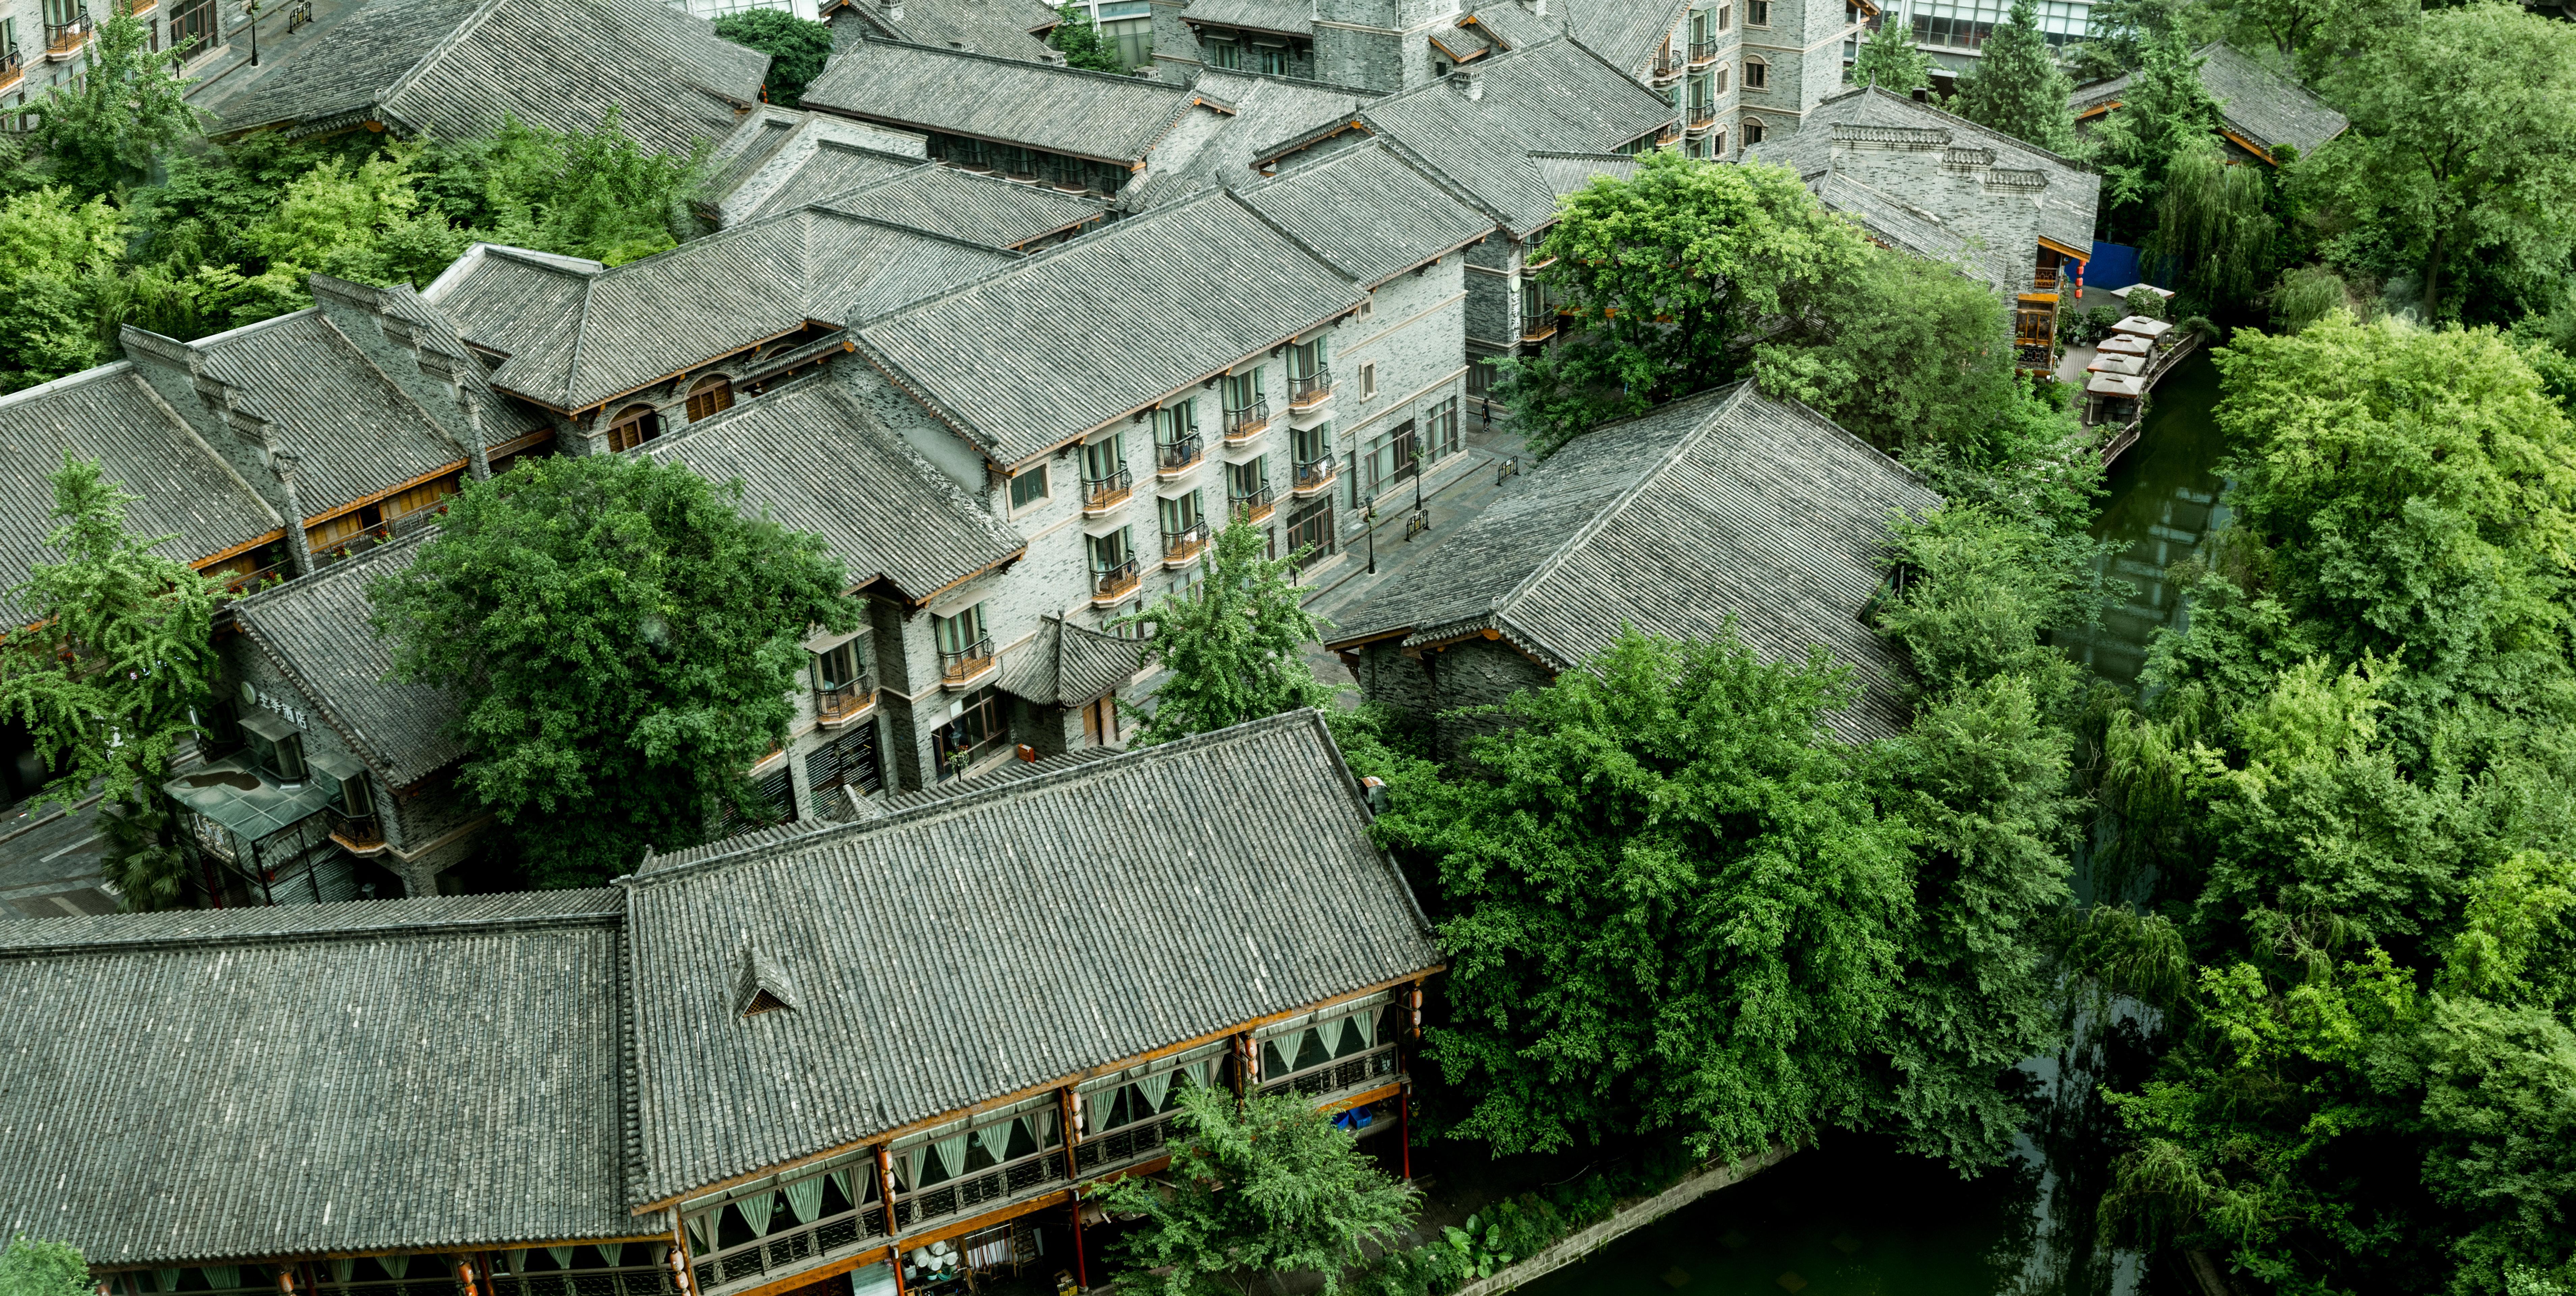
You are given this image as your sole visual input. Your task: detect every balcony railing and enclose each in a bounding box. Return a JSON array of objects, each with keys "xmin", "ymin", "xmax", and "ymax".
[
  {"xmin": 386, "ymin": 492, "xmax": 451, "ymax": 538},
  {"xmin": 2034, "ymin": 265, "xmax": 2060, "ymax": 291},
  {"xmin": 1083, "ymin": 465, "xmax": 1133, "ymax": 514},
  {"xmin": 325, "ymin": 805, "xmax": 384, "ymax": 852},
  {"xmin": 1256, "ymin": 1041, "xmax": 1400, "ymax": 1102},
  {"xmin": 1287, "ymin": 369, "xmax": 1332, "ymax": 409},
  {"xmin": 816, "ymin": 678, "xmax": 876, "ymax": 726},
  {"xmin": 45, "ymin": 11, "xmax": 93, "ymax": 54},
  {"xmin": 1689, "ymin": 37, "xmax": 1718, "ymax": 63},
  {"xmin": 310, "ymin": 525, "xmax": 393, "ymax": 569},
  {"xmin": 1520, "ymin": 312, "xmax": 1560, "ymax": 343},
  {"xmin": 1157, "ymin": 434, "xmax": 1204, "ymax": 476},
  {"xmin": 693, "ymin": 1205, "xmax": 889, "ymax": 1296},
  {"xmin": 215, "ymin": 561, "xmax": 289, "ymax": 596},
  {"xmin": 490, "ymin": 1267, "xmax": 681, "ymax": 1296},
  {"xmin": 1163, "ymin": 522, "xmax": 1210, "ymax": 566},
  {"xmin": 1688, "ymin": 103, "xmax": 1718, "ymax": 129},
  {"xmin": 1072, "ymin": 1112, "xmax": 1181, "ymax": 1177},
  {"xmin": 1656, "ymin": 122, "xmax": 1683, "ymax": 145},
  {"xmin": 1091, "ymin": 556, "xmax": 1139, "ymax": 605},
  {"xmin": 939, "ymin": 637, "xmax": 995, "ymax": 685},
  {"xmin": 891, "ymin": 1146, "xmax": 1067, "ymax": 1233},
  {"xmin": 1224, "ymin": 401, "xmax": 1272, "ymax": 441},
  {"xmin": 0, "ymin": 46, "xmax": 25, "ymax": 92},
  {"xmin": 1230, "ymin": 483, "xmax": 1276, "ymax": 524},
  {"xmin": 1293, "ymin": 455, "xmax": 1337, "ymax": 496},
  {"xmin": 1650, "ymin": 48, "xmax": 1681, "ymax": 80}
]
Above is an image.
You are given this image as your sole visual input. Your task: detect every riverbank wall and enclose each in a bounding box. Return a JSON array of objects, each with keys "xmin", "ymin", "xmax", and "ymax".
[{"xmin": 1448, "ymin": 1143, "xmax": 1801, "ymax": 1296}]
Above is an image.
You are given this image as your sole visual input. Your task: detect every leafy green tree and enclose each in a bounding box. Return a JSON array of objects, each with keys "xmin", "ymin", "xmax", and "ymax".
[
  {"xmin": 1497, "ymin": 151, "xmax": 1873, "ymax": 453},
  {"xmin": 2147, "ymin": 136, "xmax": 2279, "ymax": 310},
  {"xmin": 27, "ymin": 10, "xmax": 201, "ymax": 197},
  {"xmin": 2206, "ymin": 0, "xmax": 2409, "ymax": 88},
  {"xmin": 2086, "ymin": 27, "xmax": 2220, "ymax": 243},
  {"xmin": 1949, "ymin": 0, "xmax": 2076, "ymax": 153},
  {"xmin": 367, "ymin": 454, "xmax": 856, "ymax": 886},
  {"xmin": 1115, "ymin": 520, "xmax": 1331, "ymax": 745},
  {"xmin": 0, "ymin": 1237, "xmax": 91, "ymax": 1296},
  {"xmin": 1050, "ymin": 4, "xmax": 1131, "ymax": 72},
  {"xmin": 2303, "ymin": 2, "xmax": 2576, "ymax": 321},
  {"xmin": 1850, "ymin": 15, "xmax": 1934, "ymax": 93},
  {"xmin": 0, "ymin": 188, "xmax": 124, "ymax": 392},
  {"xmin": 0, "ymin": 457, "xmax": 230, "ymax": 911},
  {"xmin": 1090, "ymin": 1085, "xmax": 1418, "ymax": 1296},
  {"xmin": 712, "ymin": 9, "xmax": 834, "ymax": 106},
  {"xmin": 415, "ymin": 110, "xmax": 702, "ymax": 267},
  {"xmin": 2061, "ymin": 0, "xmax": 2207, "ymax": 83},
  {"xmin": 1378, "ymin": 627, "xmax": 1914, "ymax": 1158}
]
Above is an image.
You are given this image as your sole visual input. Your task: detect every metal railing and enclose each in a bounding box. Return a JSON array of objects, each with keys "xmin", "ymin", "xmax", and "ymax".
[
  {"xmin": 1293, "ymin": 455, "xmax": 1337, "ymax": 494},
  {"xmin": 325, "ymin": 805, "xmax": 383, "ymax": 849},
  {"xmin": 1091, "ymin": 556, "xmax": 1139, "ymax": 602},
  {"xmin": 216, "ymin": 561, "xmax": 289, "ymax": 595},
  {"xmin": 816, "ymin": 678, "xmax": 875, "ymax": 724},
  {"xmin": 891, "ymin": 1148, "xmax": 1066, "ymax": 1232},
  {"xmin": 385, "ymin": 492, "xmax": 451, "ymax": 538},
  {"xmin": 1157, "ymin": 433, "xmax": 1204, "ymax": 473},
  {"xmin": 1229, "ymin": 483, "xmax": 1276, "ymax": 523},
  {"xmin": 1256, "ymin": 1042, "xmax": 1400, "ymax": 1101},
  {"xmin": 692, "ymin": 1207, "xmax": 887, "ymax": 1295},
  {"xmin": 1162, "ymin": 522, "xmax": 1210, "ymax": 564},
  {"xmin": 938, "ymin": 637, "xmax": 995, "ymax": 683},
  {"xmin": 1072, "ymin": 1112, "xmax": 1180, "ymax": 1175},
  {"xmin": 310, "ymin": 525, "xmax": 394, "ymax": 569},
  {"xmin": 1650, "ymin": 48, "xmax": 1680, "ymax": 79},
  {"xmin": 283, "ymin": 0, "xmax": 311, "ymax": 31},
  {"xmin": 1287, "ymin": 369, "xmax": 1332, "ymax": 408},
  {"xmin": 0, "ymin": 46, "xmax": 25, "ymax": 92},
  {"xmin": 1520, "ymin": 312, "xmax": 1560, "ymax": 343},
  {"xmin": 45, "ymin": 10, "xmax": 92, "ymax": 52},
  {"xmin": 1688, "ymin": 37, "xmax": 1718, "ymax": 62},
  {"xmin": 1083, "ymin": 465, "xmax": 1133, "ymax": 511},
  {"xmin": 1689, "ymin": 103, "xmax": 1717, "ymax": 129}
]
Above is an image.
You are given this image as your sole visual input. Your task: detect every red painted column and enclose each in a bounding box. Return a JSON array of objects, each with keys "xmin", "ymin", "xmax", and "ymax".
[{"xmin": 1068, "ymin": 1195, "xmax": 1090, "ymax": 1292}]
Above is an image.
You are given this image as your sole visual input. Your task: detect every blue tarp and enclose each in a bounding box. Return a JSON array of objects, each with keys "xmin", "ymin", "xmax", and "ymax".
[{"xmin": 2089, "ymin": 241, "xmax": 2143, "ymax": 289}]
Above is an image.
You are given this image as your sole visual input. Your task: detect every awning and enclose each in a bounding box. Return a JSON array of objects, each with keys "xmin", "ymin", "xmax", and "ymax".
[
  {"xmin": 2087, "ymin": 352, "xmax": 2147, "ymax": 376},
  {"xmin": 2112, "ymin": 316, "xmax": 2174, "ymax": 339},
  {"xmin": 2087, "ymin": 372, "xmax": 2148, "ymax": 397},
  {"xmin": 2098, "ymin": 334, "xmax": 2154, "ymax": 357},
  {"xmin": 164, "ymin": 758, "xmax": 332, "ymax": 840}
]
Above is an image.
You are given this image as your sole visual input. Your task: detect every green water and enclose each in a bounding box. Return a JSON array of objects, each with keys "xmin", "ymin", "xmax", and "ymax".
[{"xmin": 2053, "ymin": 353, "xmax": 2231, "ymax": 686}]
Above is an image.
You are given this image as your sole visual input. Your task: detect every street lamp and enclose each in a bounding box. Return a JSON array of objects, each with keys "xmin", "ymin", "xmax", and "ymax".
[{"xmin": 243, "ymin": 0, "xmax": 260, "ymax": 64}]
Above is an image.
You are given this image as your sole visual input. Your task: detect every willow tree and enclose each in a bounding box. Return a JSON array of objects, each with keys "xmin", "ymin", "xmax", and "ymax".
[
  {"xmin": 0, "ymin": 456, "xmax": 230, "ymax": 910},
  {"xmin": 2148, "ymin": 137, "xmax": 2278, "ymax": 308}
]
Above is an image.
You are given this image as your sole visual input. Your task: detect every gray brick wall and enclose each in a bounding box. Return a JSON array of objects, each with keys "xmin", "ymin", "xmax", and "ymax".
[{"xmin": 1349, "ymin": 638, "xmax": 1552, "ymax": 761}]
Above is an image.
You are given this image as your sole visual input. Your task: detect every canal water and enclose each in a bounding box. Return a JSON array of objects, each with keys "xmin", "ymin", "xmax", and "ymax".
[{"xmin": 1520, "ymin": 352, "xmax": 2236, "ymax": 1296}]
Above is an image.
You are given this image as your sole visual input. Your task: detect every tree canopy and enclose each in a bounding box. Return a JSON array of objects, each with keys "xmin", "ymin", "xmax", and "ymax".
[
  {"xmin": 1850, "ymin": 15, "xmax": 1934, "ymax": 94},
  {"xmin": 26, "ymin": 11, "xmax": 200, "ymax": 197},
  {"xmin": 1116, "ymin": 520, "xmax": 1333, "ymax": 745},
  {"xmin": 367, "ymin": 454, "xmax": 856, "ymax": 886},
  {"xmin": 1050, "ymin": 4, "xmax": 1132, "ymax": 72},
  {"xmin": 0, "ymin": 1238, "xmax": 91, "ymax": 1296},
  {"xmin": 713, "ymin": 10, "xmax": 836, "ymax": 106},
  {"xmin": 2087, "ymin": 28, "xmax": 2222, "ymax": 244},
  {"xmin": 1949, "ymin": 0, "xmax": 2077, "ymax": 153}
]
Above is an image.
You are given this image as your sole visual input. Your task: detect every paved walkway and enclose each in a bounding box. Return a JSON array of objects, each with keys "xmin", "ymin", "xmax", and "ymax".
[
  {"xmin": 0, "ymin": 794, "xmax": 121, "ymax": 919},
  {"xmin": 180, "ymin": 0, "xmax": 377, "ymax": 116}
]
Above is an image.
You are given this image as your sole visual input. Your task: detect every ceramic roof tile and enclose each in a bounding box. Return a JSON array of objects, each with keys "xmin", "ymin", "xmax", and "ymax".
[
  {"xmin": 803, "ymin": 37, "xmax": 1199, "ymax": 164},
  {"xmin": 182, "ymin": 312, "xmax": 473, "ymax": 515},
  {"xmin": 1230, "ymin": 141, "xmax": 1496, "ymax": 285},
  {"xmin": 2071, "ymin": 41, "xmax": 2347, "ymax": 157},
  {"xmin": 842, "ymin": 0, "xmax": 1062, "ymax": 60},
  {"xmin": 1184, "ymin": 0, "xmax": 1313, "ymax": 35},
  {"xmin": 1753, "ymin": 86, "xmax": 2101, "ymax": 256},
  {"xmin": 229, "ymin": 530, "xmax": 467, "ymax": 786},
  {"xmin": 805, "ymin": 164, "xmax": 1111, "ymax": 246}
]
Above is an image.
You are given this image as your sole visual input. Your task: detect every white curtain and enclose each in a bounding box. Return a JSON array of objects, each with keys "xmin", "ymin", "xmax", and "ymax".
[
  {"xmin": 1136, "ymin": 1068, "xmax": 1175, "ymax": 1114},
  {"xmin": 1353, "ymin": 1005, "xmax": 1376, "ymax": 1050},
  {"xmin": 829, "ymin": 1167, "xmax": 859, "ymax": 1206},
  {"xmin": 504, "ymin": 1253, "xmax": 527, "ymax": 1277},
  {"xmin": 737, "ymin": 1189, "xmax": 779, "ymax": 1238},
  {"xmin": 203, "ymin": 1270, "xmax": 240, "ymax": 1292},
  {"xmin": 598, "ymin": 1245, "xmax": 622, "ymax": 1270},
  {"xmin": 1182, "ymin": 1058, "xmax": 1212, "ymax": 1089},
  {"xmin": 158, "ymin": 1272, "xmax": 184, "ymax": 1294},
  {"xmin": 894, "ymin": 1147, "xmax": 921, "ymax": 1192},
  {"xmin": 546, "ymin": 1250, "xmax": 576, "ymax": 1271},
  {"xmin": 971, "ymin": 1118, "xmax": 1014, "ymax": 1162},
  {"xmin": 784, "ymin": 1172, "xmax": 827, "ymax": 1224},
  {"xmin": 1030, "ymin": 1107, "xmax": 1060, "ymax": 1148},
  {"xmin": 684, "ymin": 1213, "xmax": 712, "ymax": 1253},
  {"xmin": 932, "ymin": 1129, "xmax": 970, "ymax": 1182}
]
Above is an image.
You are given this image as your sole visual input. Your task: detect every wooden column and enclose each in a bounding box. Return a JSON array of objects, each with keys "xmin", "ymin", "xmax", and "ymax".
[{"xmin": 878, "ymin": 1144, "xmax": 906, "ymax": 1296}]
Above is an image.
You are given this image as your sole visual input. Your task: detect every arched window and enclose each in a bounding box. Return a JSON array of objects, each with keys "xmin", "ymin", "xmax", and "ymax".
[
  {"xmin": 1743, "ymin": 55, "xmax": 1768, "ymax": 89},
  {"xmin": 1742, "ymin": 115, "xmax": 1765, "ymax": 145},
  {"xmin": 606, "ymin": 403, "xmax": 659, "ymax": 452},
  {"xmin": 685, "ymin": 374, "xmax": 735, "ymax": 423},
  {"xmin": 1714, "ymin": 127, "xmax": 1727, "ymax": 157}
]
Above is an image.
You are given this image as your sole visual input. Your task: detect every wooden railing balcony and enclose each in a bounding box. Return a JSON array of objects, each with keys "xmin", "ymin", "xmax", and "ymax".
[
  {"xmin": 1072, "ymin": 1112, "xmax": 1182, "ymax": 1177},
  {"xmin": 385, "ymin": 492, "xmax": 451, "ymax": 538},
  {"xmin": 45, "ymin": 11, "xmax": 93, "ymax": 55},
  {"xmin": 1688, "ymin": 37, "xmax": 1718, "ymax": 63},
  {"xmin": 1157, "ymin": 433, "xmax": 1205, "ymax": 477},
  {"xmin": 2033, "ymin": 265, "xmax": 2060, "ymax": 291},
  {"xmin": 1287, "ymin": 370, "xmax": 1332, "ymax": 409},
  {"xmin": 1255, "ymin": 1041, "xmax": 1400, "ymax": 1102},
  {"xmin": 816, "ymin": 678, "xmax": 876, "ymax": 728},
  {"xmin": 325, "ymin": 805, "xmax": 385, "ymax": 854},
  {"xmin": 1091, "ymin": 556, "xmax": 1139, "ymax": 605},
  {"xmin": 939, "ymin": 637, "xmax": 995, "ymax": 686},
  {"xmin": 1083, "ymin": 465, "xmax": 1133, "ymax": 514},
  {"xmin": 0, "ymin": 46, "xmax": 25, "ymax": 92},
  {"xmin": 310, "ymin": 525, "xmax": 394, "ymax": 569},
  {"xmin": 491, "ymin": 1265, "xmax": 682, "ymax": 1296},
  {"xmin": 1521, "ymin": 312, "xmax": 1561, "ymax": 343},
  {"xmin": 1230, "ymin": 483, "xmax": 1276, "ymax": 524},
  {"xmin": 216, "ymin": 561, "xmax": 289, "ymax": 596},
  {"xmin": 890, "ymin": 1146, "xmax": 1067, "ymax": 1234},
  {"xmin": 693, "ymin": 1204, "xmax": 889, "ymax": 1296},
  {"xmin": 1162, "ymin": 522, "xmax": 1210, "ymax": 567},
  {"xmin": 1688, "ymin": 103, "xmax": 1717, "ymax": 129},
  {"xmin": 1224, "ymin": 400, "xmax": 1271, "ymax": 441},
  {"xmin": 1293, "ymin": 455, "xmax": 1337, "ymax": 497},
  {"xmin": 1656, "ymin": 122, "xmax": 1683, "ymax": 145}
]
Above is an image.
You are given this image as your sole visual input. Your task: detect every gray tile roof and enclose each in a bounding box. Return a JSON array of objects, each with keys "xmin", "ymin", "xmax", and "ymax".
[
  {"xmin": 853, "ymin": 189, "xmax": 1359, "ymax": 466},
  {"xmin": 1327, "ymin": 384, "xmax": 1940, "ymax": 742},
  {"xmin": 1815, "ymin": 171, "xmax": 2017, "ymax": 294},
  {"xmin": 0, "ymin": 891, "xmax": 635, "ymax": 1265},
  {"xmin": 803, "ymin": 36, "xmax": 1201, "ymax": 165},
  {"xmin": 1125, "ymin": 70, "xmax": 1386, "ymax": 210},
  {"xmin": 1455, "ymin": 0, "xmax": 1684, "ymax": 75},
  {"xmin": 173, "ymin": 310, "xmax": 476, "ymax": 515},
  {"xmin": 702, "ymin": 108, "xmax": 933, "ymax": 226},
  {"xmin": 1527, "ymin": 148, "xmax": 1637, "ymax": 198},
  {"xmin": 619, "ymin": 708, "xmax": 1439, "ymax": 1204},
  {"xmin": 424, "ymin": 210, "xmax": 1021, "ymax": 411},
  {"xmin": 997, "ymin": 614, "xmax": 1144, "ymax": 704},
  {"xmin": 1257, "ymin": 38, "xmax": 1675, "ymax": 236},
  {"xmin": 869, "ymin": 745, "xmax": 1119, "ymax": 811},
  {"xmin": 831, "ymin": 0, "xmax": 1063, "ymax": 60},
  {"xmin": 218, "ymin": 0, "xmax": 765, "ymax": 154},
  {"xmin": 2070, "ymin": 41, "xmax": 2347, "ymax": 158},
  {"xmin": 639, "ymin": 379, "xmax": 1025, "ymax": 603},
  {"xmin": 803, "ymin": 163, "xmax": 1112, "ymax": 247},
  {"xmin": 1752, "ymin": 86, "xmax": 2100, "ymax": 259},
  {"xmin": 0, "ymin": 363, "xmax": 282, "ymax": 621},
  {"xmin": 1184, "ymin": 0, "xmax": 1313, "ymax": 35},
  {"xmin": 229, "ymin": 529, "xmax": 467, "ymax": 787},
  {"xmin": 1230, "ymin": 141, "xmax": 1496, "ymax": 286}
]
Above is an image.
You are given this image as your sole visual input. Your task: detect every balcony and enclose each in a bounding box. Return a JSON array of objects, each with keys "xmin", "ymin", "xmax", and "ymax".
[
  {"xmin": 1083, "ymin": 465, "xmax": 1133, "ymax": 515},
  {"xmin": 1689, "ymin": 37, "xmax": 1718, "ymax": 63},
  {"xmin": 2034, "ymin": 264, "xmax": 2060, "ymax": 291},
  {"xmin": 694, "ymin": 1203, "xmax": 889, "ymax": 1296},
  {"xmin": 1230, "ymin": 483, "xmax": 1276, "ymax": 525},
  {"xmin": 309, "ymin": 525, "xmax": 393, "ymax": 570},
  {"xmin": 1656, "ymin": 122, "xmax": 1683, "ymax": 146},
  {"xmin": 1090, "ymin": 556, "xmax": 1139, "ymax": 606},
  {"xmin": 1162, "ymin": 522, "xmax": 1210, "ymax": 568},
  {"xmin": 0, "ymin": 46, "xmax": 24, "ymax": 93},
  {"xmin": 1286, "ymin": 369, "xmax": 1332, "ymax": 410},
  {"xmin": 1256, "ymin": 1041, "xmax": 1401, "ymax": 1103},
  {"xmin": 1293, "ymin": 455, "xmax": 1337, "ymax": 497},
  {"xmin": 45, "ymin": 11, "xmax": 92, "ymax": 57},
  {"xmin": 1520, "ymin": 312, "xmax": 1561, "ymax": 343},
  {"xmin": 890, "ymin": 1145, "xmax": 1067, "ymax": 1234},
  {"xmin": 1073, "ymin": 1111, "xmax": 1182, "ymax": 1178},
  {"xmin": 1157, "ymin": 433, "xmax": 1204, "ymax": 478},
  {"xmin": 1223, "ymin": 400, "xmax": 1271, "ymax": 442},
  {"xmin": 215, "ymin": 561, "xmax": 289, "ymax": 596},
  {"xmin": 1688, "ymin": 103, "xmax": 1718, "ymax": 130},
  {"xmin": 1650, "ymin": 48, "xmax": 1681, "ymax": 81},
  {"xmin": 815, "ymin": 678, "xmax": 876, "ymax": 728},
  {"xmin": 939, "ymin": 637, "xmax": 995, "ymax": 687},
  {"xmin": 325, "ymin": 805, "xmax": 386, "ymax": 856}
]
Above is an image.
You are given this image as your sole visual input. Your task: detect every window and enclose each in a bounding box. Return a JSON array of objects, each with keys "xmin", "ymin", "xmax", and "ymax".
[
  {"xmin": 1292, "ymin": 421, "xmax": 1331, "ymax": 475},
  {"xmin": 1205, "ymin": 36, "xmax": 1240, "ymax": 67},
  {"xmin": 1716, "ymin": 63, "xmax": 1728, "ymax": 92},
  {"xmin": 1008, "ymin": 463, "xmax": 1049, "ymax": 509},
  {"xmin": 1257, "ymin": 996, "xmax": 1394, "ymax": 1082},
  {"xmin": 1717, "ymin": 1, "xmax": 1730, "ymax": 28},
  {"xmin": 1283, "ymin": 497, "xmax": 1333, "ymax": 568},
  {"xmin": 685, "ymin": 375, "xmax": 734, "ymax": 422},
  {"xmin": 1359, "ymin": 361, "xmax": 1377, "ymax": 399},
  {"xmin": 813, "ymin": 638, "xmax": 866, "ymax": 692},
  {"xmin": 932, "ymin": 685, "xmax": 1009, "ymax": 778},
  {"xmin": 1286, "ymin": 337, "xmax": 1326, "ymax": 384},
  {"xmin": 1714, "ymin": 127, "xmax": 1727, "ymax": 156},
  {"xmin": 1424, "ymin": 397, "xmax": 1461, "ymax": 460},
  {"xmin": 1747, "ymin": 0, "xmax": 1769, "ymax": 23},
  {"xmin": 1082, "ymin": 694, "xmax": 1121, "ymax": 746},
  {"xmin": 1156, "ymin": 399, "xmax": 1202, "ymax": 467},
  {"xmin": 241, "ymin": 712, "xmax": 307, "ymax": 787},
  {"xmin": 1691, "ymin": 8, "xmax": 1709, "ymax": 42},
  {"xmin": 1102, "ymin": 15, "xmax": 1152, "ymax": 66},
  {"xmin": 1357, "ymin": 293, "xmax": 1373, "ymax": 319},
  {"xmin": 683, "ymin": 1151, "xmax": 885, "ymax": 1264},
  {"xmin": 1361, "ymin": 421, "xmax": 1420, "ymax": 500},
  {"xmin": 1744, "ymin": 56, "xmax": 1767, "ymax": 89},
  {"xmin": 1220, "ymin": 370, "xmax": 1265, "ymax": 430},
  {"xmin": 1227, "ymin": 456, "xmax": 1270, "ymax": 518},
  {"xmin": 806, "ymin": 723, "xmax": 883, "ymax": 802},
  {"xmin": 934, "ymin": 603, "xmax": 991, "ymax": 671},
  {"xmin": 893, "ymin": 1098, "xmax": 1062, "ymax": 1193},
  {"xmin": 714, "ymin": 767, "xmax": 795, "ymax": 837},
  {"xmin": 1257, "ymin": 43, "xmax": 1290, "ymax": 74},
  {"xmin": 1467, "ymin": 357, "xmax": 1495, "ymax": 397},
  {"xmin": 1159, "ymin": 490, "xmax": 1206, "ymax": 552},
  {"xmin": 1743, "ymin": 115, "xmax": 1766, "ymax": 145},
  {"xmin": 1083, "ymin": 434, "xmax": 1129, "ymax": 502},
  {"xmin": 1078, "ymin": 1048, "xmax": 1224, "ymax": 1135},
  {"xmin": 1689, "ymin": 71, "xmax": 1711, "ymax": 112}
]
